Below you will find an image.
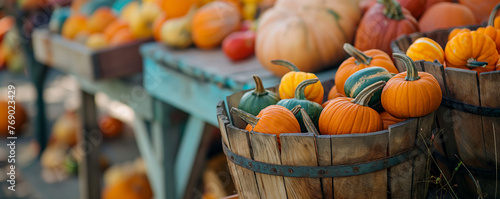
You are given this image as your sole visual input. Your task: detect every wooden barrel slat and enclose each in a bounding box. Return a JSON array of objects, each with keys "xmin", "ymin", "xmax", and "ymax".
[
  {"xmin": 249, "ymin": 132, "xmax": 287, "ymax": 199},
  {"xmin": 317, "ymin": 135, "xmax": 333, "ymax": 198},
  {"xmin": 280, "ymin": 133, "xmax": 322, "ymax": 199},
  {"xmin": 331, "ymin": 131, "xmax": 389, "ymax": 199},
  {"xmin": 412, "ymin": 112, "xmax": 435, "ymax": 199},
  {"xmin": 388, "ymin": 118, "xmax": 418, "ymax": 199},
  {"xmin": 227, "ymin": 125, "xmax": 261, "ymax": 198}
]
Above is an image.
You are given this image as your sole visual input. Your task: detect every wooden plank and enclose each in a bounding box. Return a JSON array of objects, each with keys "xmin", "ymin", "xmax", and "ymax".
[
  {"xmin": 421, "ymin": 61, "xmax": 447, "ymax": 96},
  {"xmin": 388, "ymin": 118, "xmax": 418, "ymax": 199},
  {"xmin": 317, "ymin": 135, "xmax": 333, "ymax": 198},
  {"xmin": 331, "ymin": 131, "xmax": 389, "ymax": 199},
  {"xmin": 444, "ymin": 68, "xmax": 487, "ymax": 168},
  {"xmin": 249, "ymin": 131, "xmax": 287, "ymax": 199},
  {"xmin": 226, "ymin": 90, "xmax": 248, "ymax": 129},
  {"xmin": 226, "ymin": 125, "xmax": 260, "ymax": 199},
  {"xmin": 412, "ymin": 112, "xmax": 435, "ymax": 199},
  {"xmin": 280, "ymin": 133, "xmax": 322, "ymax": 199}
]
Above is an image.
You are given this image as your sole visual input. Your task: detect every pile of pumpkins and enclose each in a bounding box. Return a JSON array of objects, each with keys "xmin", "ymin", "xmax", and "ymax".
[
  {"xmin": 405, "ymin": 3, "xmax": 500, "ymax": 73},
  {"xmin": 233, "ymin": 44, "xmax": 442, "ymax": 138},
  {"xmin": 255, "ymin": 0, "xmax": 499, "ymax": 77}
]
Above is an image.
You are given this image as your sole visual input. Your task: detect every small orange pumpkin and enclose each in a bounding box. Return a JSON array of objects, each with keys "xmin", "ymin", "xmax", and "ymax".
[
  {"xmin": 275, "ymin": 60, "xmax": 324, "ymax": 105},
  {"xmin": 191, "ymin": 1, "xmax": 241, "ymax": 49},
  {"xmin": 102, "ymin": 174, "xmax": 153, "ymax": 199},
  {"xmin": 319, "ymin": 81, "xmax": 385, "ymax": 135},
  {"xmin": 445, "ymin": 31, "xmax": 499, "ymax": 74},
  {"xmin": 335, "ymin": 43, "xmax": 397, "ymax": 96},
  {"xmin": 328, "ymin": 85, "xmax": 344, "ymax": 100},
  {"xmin": 381, "ymin": 53, "xmax": 442, "ymax": 119},
  {"xmin": 406, "ymin": 37, "xmax": 444, "ymax": 64},
  {"xmin": 448, "ymin": 28, "xmax": 471, "ymax": 41},
  {"xmin": 380, "ymin": 111, "xmax": 406, "ymax": 129}
]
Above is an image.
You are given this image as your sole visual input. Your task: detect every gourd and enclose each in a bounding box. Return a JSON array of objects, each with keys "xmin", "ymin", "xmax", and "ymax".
[
  {"xmin": 355, "ymin": 0, "xmax": 419, "ymax": 54},
  {"xmin": 344, "ymin": 67, "xmax": 393, "ymax": 110},
  {"xmin": 231, "ymin": 105, "xmax": 301, "ymax": 141},
  {"xmin": 406, "ymin": 37, "xmax": 445, "ymax": 64},
  {"xmin": 380, "ymin": 111, "xmax": 406, "ymax": 129},
  {"xmin": 255, "ymin": 0, "xmax": 361, "ymax": 76},
  {"xmin": 275, "ymin": 60, "xmax": 324, "ymax": 104},
  {"xmin": 277, "ymin": 79, "xmax": 323, "ymax": 132},
  {"xmin": 335, "ymin": 43, "xmax": 397, "ymax": 96},
  {"xmin": 192, "ymin": 1, "xmax": 241, "ymax": 49},
  {"xmin": 418, "ymin": 2, "xmax": 475, "ymax": 32},
  {"xmin": 445, "ymin": 31, "xmax": 498, "ymax": 74},
  {"xmin": 319, "ymin": 81, "xmax": 385, "ymax": 135},
  {"xmin": 238, "ymin": 75, "xmax": 280, "ymax": 116},
  {"xmin": 381, "ymin": 53, "xmax": 442, "ymax": 119},
  {"xmin": 160, "ymin": 7, "xmax": 196, "ymax": 49}
]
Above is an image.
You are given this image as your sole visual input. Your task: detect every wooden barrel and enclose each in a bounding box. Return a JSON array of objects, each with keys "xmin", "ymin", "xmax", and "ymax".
[
  {"xmin": 391, "ymin": 27, "xmax": 500, "ymax": 198},
  {"xmin": 216, "ymin": 79, "xmax": 436, "ymax": 199}
]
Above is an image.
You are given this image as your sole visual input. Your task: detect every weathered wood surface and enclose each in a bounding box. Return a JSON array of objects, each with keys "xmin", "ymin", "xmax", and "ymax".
[
  {"xmin": 249, "ymin": 132, "xmax": 287, "ymax": 199},
  {"xmin": 331, "ymin": 131, "xmax": 389, "ymax": 199},
  {"xmin": 281, "ymin": 133, "xmax": 322, "ymax": 199},
  {"xmin": 412, "ymin": 112, "xmax": 435, "ymax": 199},
  {"xmin": 32, "ymin": 28, "xmax": 144, "ymax": 79},
  {"xmin": 388, "ymin": 118, "xmax": 418, "ymax": 199},
  {"xmin": 317, "ymin": 135, "xmax": 333, "ymax": 199}
]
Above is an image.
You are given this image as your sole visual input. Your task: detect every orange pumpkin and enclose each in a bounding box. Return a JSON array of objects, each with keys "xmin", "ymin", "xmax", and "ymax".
[
  {"xmin": 355, "ymin": 0, "xmax": 419, "ymax": 55},
  {"xmin": 158, "ymin": 0, "xmax": 197, "ymax": 20},
  {"xmin": 448, "ymin": 28, "xmax": 471, "ymax": 41},
  {"xmin": 0, "ymin": 100, "xmax": 27, "ymax": 137},
  {"xmin": 328, "ymin": 85, "xmax": 344, "ymax": 100},
  {"xmin": 99, "ymin": 115, "xmax": 124, "ymax": 139},
  {"xmin": 381, "ymin": 53, "xmax": 442, "ymax": 119},
  {"xmin": 109, "ymin": 28, "xmax": 136, "ymax": 46},
  {"xmin": 380, "ymin": 111, "xmax": 406, "ymax": 129},
  {"xmin": 62, "ymin": 14, "xmax": 87, "ymax": 39},
  {"xmin": 0, "ymin": 16, "xmax": 15, "ymax": 41},
  {"xmin": 319, "ymin": 81, "xmax": 385, "ymax": 135},
  {"xmin": 275, "ymin": 60, "xmax": 324, "ymax": 104},
  {"xmin": 103, "ymin": 20, "xmax": 129, "ymax": 42},
  {"xmin": 256, "ymin": 0, "xmax": 361, "ymax": 76},
  {"xmin": 86, "ymin": 7, "xmax": 117, "ymax": 34},
  {"xmin": 419, "ymin": 2, "xmax": 476, "ymax": 32},
  {"xmin": 458, "ymin": 0, "xmax": 500, "ymax": 24},
  {"xmin": 102, "ymin": 174, "xmax": 153, "ymax": 199},
  {"xmin": 192, "ymin": 1, "xmax": 241, "ymax": 49},
  {"xmin": 495, "ymin": 16, "xmax": 500, "ymax": 29},
  {"xmin": 445, "ymin": 31, "xmax": 498, "ymax": 74},
  {"xmin": 406, "ymin": 37, "xmax": 445, "ymax": 64},
  {"xmin": 425, "ymin": 0, "xmax": 452, "ymax": 10},
  {"xmin": 335, "ymin": 44, "xmax": 397, "ymax": 96}
]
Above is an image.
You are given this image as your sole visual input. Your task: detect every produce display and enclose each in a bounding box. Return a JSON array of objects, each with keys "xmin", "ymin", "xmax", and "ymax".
[
  {"xmin": 0, "ymin": 16, "xmax": 26, "ymax": 73},
  {"xmin": 275, "ymin": 60, "xmax": 324, "ymax": 104}
]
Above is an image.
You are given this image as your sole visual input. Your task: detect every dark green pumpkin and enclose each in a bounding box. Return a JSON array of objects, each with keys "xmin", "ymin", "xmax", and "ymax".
[
  {"xmin": 344, "ymin": 66, "xmax": 393, "ymax": 110},
  {"xmin": 277, "ymin": 78, "xmax": 323, "ymax": 132},
  {"xmin": 238, "ymin": 75, "xmax": 280, "ymax": 116}
]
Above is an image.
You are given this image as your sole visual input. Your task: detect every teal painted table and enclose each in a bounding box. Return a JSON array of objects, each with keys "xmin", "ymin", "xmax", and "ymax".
[{"xmin": 140, "ymin": 43, "xmax": 338, "ymax": 199}]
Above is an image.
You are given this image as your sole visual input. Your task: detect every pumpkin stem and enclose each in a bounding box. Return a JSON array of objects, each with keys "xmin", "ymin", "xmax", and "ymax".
[
  {"xmin": 351, "ymin": 81, "xmax": 386, "ymax": 106},
  {"xmin": 343, "ymin": 43, "xmax": 373, "ymax": 65},
  {"xmin": 300, "ymin": 108, "xmax": 319, "ymax": 136},
  {"xmin": 393, "ymin": 53, "xmax": 421, "ymax": 81},
  {"xmin": 230, "ymin": 107, "xmax": 259, "ymax": 128},
  {"xmin": 466, "ymin": 58, "xmax": 488, "ymax": 68},
  {"xmin": 290, "ymin": 105, "xmax": 302, "ymax": 115},
  {"xmin": 488, "ymin": 3, "xmax": 500, "ymax": 26},
  {"xmin": 252, "ymin": 75, "xmax": 267, "ymax": 95},
  {"xmin": 295, "ymin": 78, "xmax": 319, "ymax": 100},
  {"xmin": 379, "ymin": 0, "xmax": 405, "ymax": 20},
  {"xmin": 271, "ymin": 60, "xmax": 300, "ymax": 72}
]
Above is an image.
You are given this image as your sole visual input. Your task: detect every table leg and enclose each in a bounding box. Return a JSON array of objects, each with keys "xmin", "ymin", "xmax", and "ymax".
[{"xmin": 79, "ymin": 91, "xmax": 101, "ymax": 199}]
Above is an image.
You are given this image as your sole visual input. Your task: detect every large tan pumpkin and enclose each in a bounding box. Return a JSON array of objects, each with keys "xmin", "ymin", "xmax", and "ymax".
[{"xmin": 256, "ymin": 0, "xmax": 361, "ymax": 76}]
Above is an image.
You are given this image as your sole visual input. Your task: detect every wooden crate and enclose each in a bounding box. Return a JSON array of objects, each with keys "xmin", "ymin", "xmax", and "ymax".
[
  {"xmin": 216, "ymin": 78, "xmax": 436, "ymax": 199},
  {"xmin": 392, "ymin": 28, "xmax": 500, "ymax": 198},
  {"xmin": 32, "ymin": 28, "xmax": 147, "ymax": 80}
]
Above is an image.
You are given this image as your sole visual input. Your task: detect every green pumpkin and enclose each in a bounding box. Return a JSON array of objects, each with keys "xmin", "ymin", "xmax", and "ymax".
[
  {"xmin": 277, "ymin": 79, "xmax": 323, "ymax": 132},
  {"xmin": 238, "ymin": 75, "xmax": 280, "ymax": 116},
  {"xmin": 344, "ymin": 67, "xmax": 393, "ymax": 110}
]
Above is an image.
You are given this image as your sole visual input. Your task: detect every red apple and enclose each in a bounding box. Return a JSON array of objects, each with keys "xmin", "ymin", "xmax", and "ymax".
[{"xmin": 222, "ymin": 31, "xmax": 256, "ymax": 61}]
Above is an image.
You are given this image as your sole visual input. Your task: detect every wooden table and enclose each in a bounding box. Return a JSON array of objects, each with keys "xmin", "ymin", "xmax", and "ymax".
[{"xmin": 140, "ymin": 43, "xmax": 338, "ymax": 199}]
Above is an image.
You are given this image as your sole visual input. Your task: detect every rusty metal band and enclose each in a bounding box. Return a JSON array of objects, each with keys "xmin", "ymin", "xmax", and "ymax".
[
  {"xmin": 223, "ymin": 140, "xmax": 426, "ymax": 178},
  {"xmin": 441, "ymin": 97, "xmax": 500, "ymax": 117}
]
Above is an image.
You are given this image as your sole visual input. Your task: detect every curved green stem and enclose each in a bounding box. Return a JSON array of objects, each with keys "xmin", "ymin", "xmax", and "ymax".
[
  {"xmin": 252, "ymin": 75, "xmax": 267, "ymax": 95},
  {"xmin": 230, "ymin": 107, "xmax": 259, "ymax": 127},
  {"xmin": 393, "ymin": 53, "xmax": 420, "ymax": 81},
  {"xmin": 290, "ymin": 105, "xmax": 302, "ymax": 115},
  {"xmin": 294, "ymin": 78, "xmax": 319, "ymax": 100},
  {"xmin": 300, "ymin": 108, "xmax": 319, "ymax": 136},
  {"xmin": 379, "ymin": 0, "xmax": 405, "ymax": 20},
  {"xmin": 343, "ymin": 43, "xmax": 373, "ymax": 65},
  {"xmin": 351, "ymin": 81, "xmax": 386, "ymax": 106},
  {"xmin": 466, "ymin": 58, "xmax": 488, "ymax": 68},
  {"xmin": 488, "ymin": 3, "xmax": 500, "ymax": 26},
  {"xmin": 271, "ymin": 60, "xmax": 300, "ymax": 72}
]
